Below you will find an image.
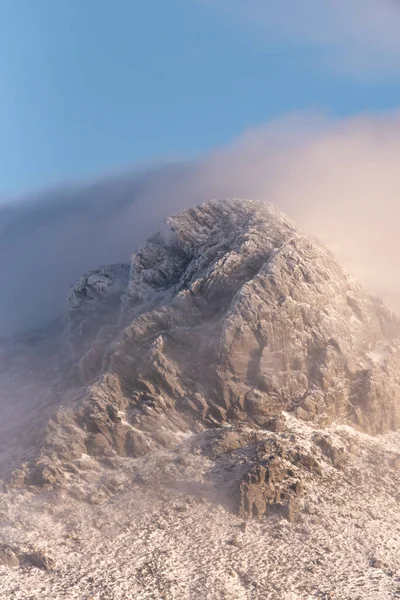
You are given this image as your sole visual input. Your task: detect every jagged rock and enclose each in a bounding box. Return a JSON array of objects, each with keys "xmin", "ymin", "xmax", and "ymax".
[
  {"xmin": 238, "ymin": 458, "xmax": 288, "ymax": 518},
  {"xmin": 227, "ymin": 535, "xmax": 242, "ymax": 548},
  {"xmin": 4, "ymin": 199, "xmax": 400, "ymax": 498},
  {"xmin": 7, "ymin": 469, "xmax": 26, "ymax": 488},
  {"xmin": 27, "ymin": 462, "xmax": 62, "ymax": 487},
  {"xmin": 269, "ymin": 417, "xmax": 286, "ymax": 432},
  {"xmin": 66, "ymin": 263, "xmax": 129, "ymax": 378},
  {"xmin": 25, "ymin": 551, "xmax": 56, "ymax": 571},
  {"xmin": 283, "ymin": 496, "xmax": 300, "ymax": 523},
  {"xmin": 39, "ymin": 199, "xmax": 400, "ymax": 472},
  {"xmin": 76, "ymin": 400, "xmax": 151, "ymax": 458},
  {"xmin": 236, "ymin": 440, "xmax": 309, "ymax": 518},
  {"xmin": 67, "ymin": 264, "xmax": 130, "ymax": 334},
  {"xmin": 290, "ymin": 449, "xmax": 322, "ymax": 476},
  {"xmin": 103, "ymin": 200, "xmax": 400, "ymax": 437},
  {"xmin": 314, "ymin": 434, "xmax": 347, "ymax": 469},
  {"xmin": 204, "ymin": 427, "xmax": 261, "ymax": 460},
  {"xmin": 370, "ymin": 558, "xmax": 384, "ymax": 569},
  {"xmin": 0, "ymin": 545, "xmax": 20, "ymax": 568}
]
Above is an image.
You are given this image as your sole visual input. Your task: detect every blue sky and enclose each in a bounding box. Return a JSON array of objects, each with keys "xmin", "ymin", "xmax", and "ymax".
[{"xmin": 1, "ymin": 0, "xmax": 400, "ymax": 196}]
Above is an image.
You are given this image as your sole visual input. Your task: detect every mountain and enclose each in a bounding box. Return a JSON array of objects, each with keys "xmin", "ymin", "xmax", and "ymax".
[{"xmin": 1, "ymin": 199, "xmax": 400, "ymax": 599}]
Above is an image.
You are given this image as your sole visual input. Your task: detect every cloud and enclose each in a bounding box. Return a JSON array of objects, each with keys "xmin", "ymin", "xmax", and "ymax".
[
  {"xmin": 198, "ymin": 0, "xmax": 400, "ymax": 78},
  {"xmin": 2, "ymin": 110, "xmax": 400, "ymax": 335}
]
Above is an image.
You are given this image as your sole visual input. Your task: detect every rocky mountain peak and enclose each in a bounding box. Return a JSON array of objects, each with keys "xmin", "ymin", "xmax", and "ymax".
[
  {"xmin": 47, "ymin": 198, "xmax": 400, "ymax": 459},
  {"xmin": 3, "ymin": 200, "xmax": 400, "ymax": 598},
  {"xmin": 2, "ymin": 198, "xmax": 400, "ymax": 488}
]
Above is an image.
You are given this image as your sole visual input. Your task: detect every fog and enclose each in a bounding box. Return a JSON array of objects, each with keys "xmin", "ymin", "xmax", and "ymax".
[{"xmin": 1, "ymin": 110, "xmax": 400, "ymax": 336}]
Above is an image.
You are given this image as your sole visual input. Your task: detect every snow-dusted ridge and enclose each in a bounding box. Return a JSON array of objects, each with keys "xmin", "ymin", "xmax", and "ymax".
[{"xmin": 0, "ymin": 199, "xmax": 400, "ymax": 599}]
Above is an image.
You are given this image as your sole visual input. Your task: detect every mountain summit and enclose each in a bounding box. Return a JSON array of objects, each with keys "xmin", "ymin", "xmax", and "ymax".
[
  {"xmin": 2, "ymin": 200, "xmax": 400, "ymax": 598},
  {"xmin": 3, "ymin": 199, "xmax": 400, "ymax": 478},
  {"xmin": 64, "ymin": 197, "xmax": 400, "ymax": 445}
]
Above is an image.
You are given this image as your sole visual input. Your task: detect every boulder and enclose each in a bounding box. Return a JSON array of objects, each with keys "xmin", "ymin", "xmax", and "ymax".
[{"xmin": 0, "ymin": 545, "xmax": 19, "ymax": 568}]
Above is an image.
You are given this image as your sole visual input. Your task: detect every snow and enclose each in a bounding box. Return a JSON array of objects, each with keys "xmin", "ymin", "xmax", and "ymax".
[{"xmin": 0, "ymin": 420, "xmax": 399, "ymax": 599}]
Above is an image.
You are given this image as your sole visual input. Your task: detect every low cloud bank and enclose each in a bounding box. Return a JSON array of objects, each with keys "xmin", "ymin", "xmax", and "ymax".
[{"xmin": 1, "ymin": 111, "xmax": 400, "ymax": 335}]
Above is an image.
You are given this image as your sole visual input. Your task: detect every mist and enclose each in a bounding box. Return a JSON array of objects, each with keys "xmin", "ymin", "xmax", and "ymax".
[{"xmin": 2, "ymin": 110, "xmax": 400, "ymax": 336}]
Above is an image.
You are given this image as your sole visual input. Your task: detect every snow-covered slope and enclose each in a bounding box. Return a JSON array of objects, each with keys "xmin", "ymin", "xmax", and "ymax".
[{"xmin": 1, "ymin": 418, "xmax": 400, "ymax": 599}]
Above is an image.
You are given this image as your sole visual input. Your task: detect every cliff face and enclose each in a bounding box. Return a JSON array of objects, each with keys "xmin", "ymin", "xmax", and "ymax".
[
  {"xmin": 62, "ymin": 198, "xmax": 400, "ymax": 451},
  {"xmin": 3, "ymin": 200, "xmax": 400, "ymax": 598},
  {"xmin": 2, "ymin": 199, "xmax": 400, "ymax": 493}
]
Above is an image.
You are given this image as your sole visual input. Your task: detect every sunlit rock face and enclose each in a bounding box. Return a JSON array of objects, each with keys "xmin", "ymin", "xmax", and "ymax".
[
  {"xmin": 3, "ymin": 199, "xmax": 400, "ymax": 599},
  {"xmin": 56, "ymin": 198, "xmax": 400, "ymax": 458},
  {"xmin": 3, "ymin": 198, "xmax": 400, "ymax": 488}
]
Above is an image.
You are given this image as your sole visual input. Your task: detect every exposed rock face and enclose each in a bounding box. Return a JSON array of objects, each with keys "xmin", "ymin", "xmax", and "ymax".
[
  {"xmin": 0, "ymin": 545, "xmax": 20, "ymax": 568},
  {"xmin": 66, "ymin": 263, "xmax": 129, "ymax": 380},
  {"xmin": 67, "ymin": 264, "xmax": 130, "ymax": 334},
  {"xmin": 3, "ymin": 199, "xmax": 400, "ymax": 494},
  {"xmin": 24, "ymin": 551, "xmax": 56, "ymax": 572},
  {"xmin": 58, "ymin": 198, "xmax": 400, "ymax": 452},
  {"xmin": 4, "ymin": 199, "xmax": 400, "ymax": 599},
  {"xmin": 236, "ymin": 439, "xmax": 317, "ymax": 519}
]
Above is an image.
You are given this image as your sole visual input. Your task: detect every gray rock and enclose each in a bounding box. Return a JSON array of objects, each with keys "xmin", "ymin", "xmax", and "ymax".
[
  {"xmin": 233, "ymin": 438, "xmax": 312, "ymax": 519},
  {"xmin": 0, "ymin": 545, "xmax": 20, "ymax": 568},
  {"xmin": 28, "ymin": 462, "xmax": 62, "ymax": 487},
  {"xmin": 66, "ymin": 263, "xmax": 130, "ymax": 379},
  {"xmin": 6, "ymin": 199, "xmax": 400, "ymax": 498},
  {"xmin": 370, "ymin": 557, "xmax": 384, "ymax": 569},
  {"xmin": 104, "ymin": 199, "xmax": 400, "ymax": 436},
  {"xmin": 25, "ymin": 551, "xmax": 56, "ymax": 571},
  {"xmin": 314, "ymin": 434, "xmax": 347, "ymax": 469},
  {"xmin": 204, "ymin": 428, "xmax": 261, "ymax": 460}
]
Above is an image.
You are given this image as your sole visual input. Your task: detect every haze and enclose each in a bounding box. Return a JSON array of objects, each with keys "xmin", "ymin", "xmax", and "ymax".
[
  {"xmin": 1, "ymin": 112, "xmax": 400, "ymax": 335},
  {"xmin": 2, "ymin": 1, "xmax": 400, "ymax": 335}
]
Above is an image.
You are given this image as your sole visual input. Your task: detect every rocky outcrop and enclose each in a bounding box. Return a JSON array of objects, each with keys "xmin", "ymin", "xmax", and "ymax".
[
  {"xmin": 236, "ymin": 439, "xmax": 319, "ymax": 519},
  {"xmin": 4, "ymin": 199, "xmax": 400, "ymax": 498},
  {"xmin": 63, "ymin": 198, "xmax": 400, "ymax": 453},
  {"xmin": 24, "ymin": 551, "xmax": 56, "ymax": 572},
  {"xmin": 0, "ymin": 545, "xmax": 20, "ymax": 568},
  {"xmin": 65, "ymin": 263, "xmax": 129, "ymax": 380},
  {"xmin": 0, "ymin": 545, "xmax": 55, "ymax": 571},
  {"xmin": 67, "ymin": 264, "xmax": 129, "ymax": 334}
]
